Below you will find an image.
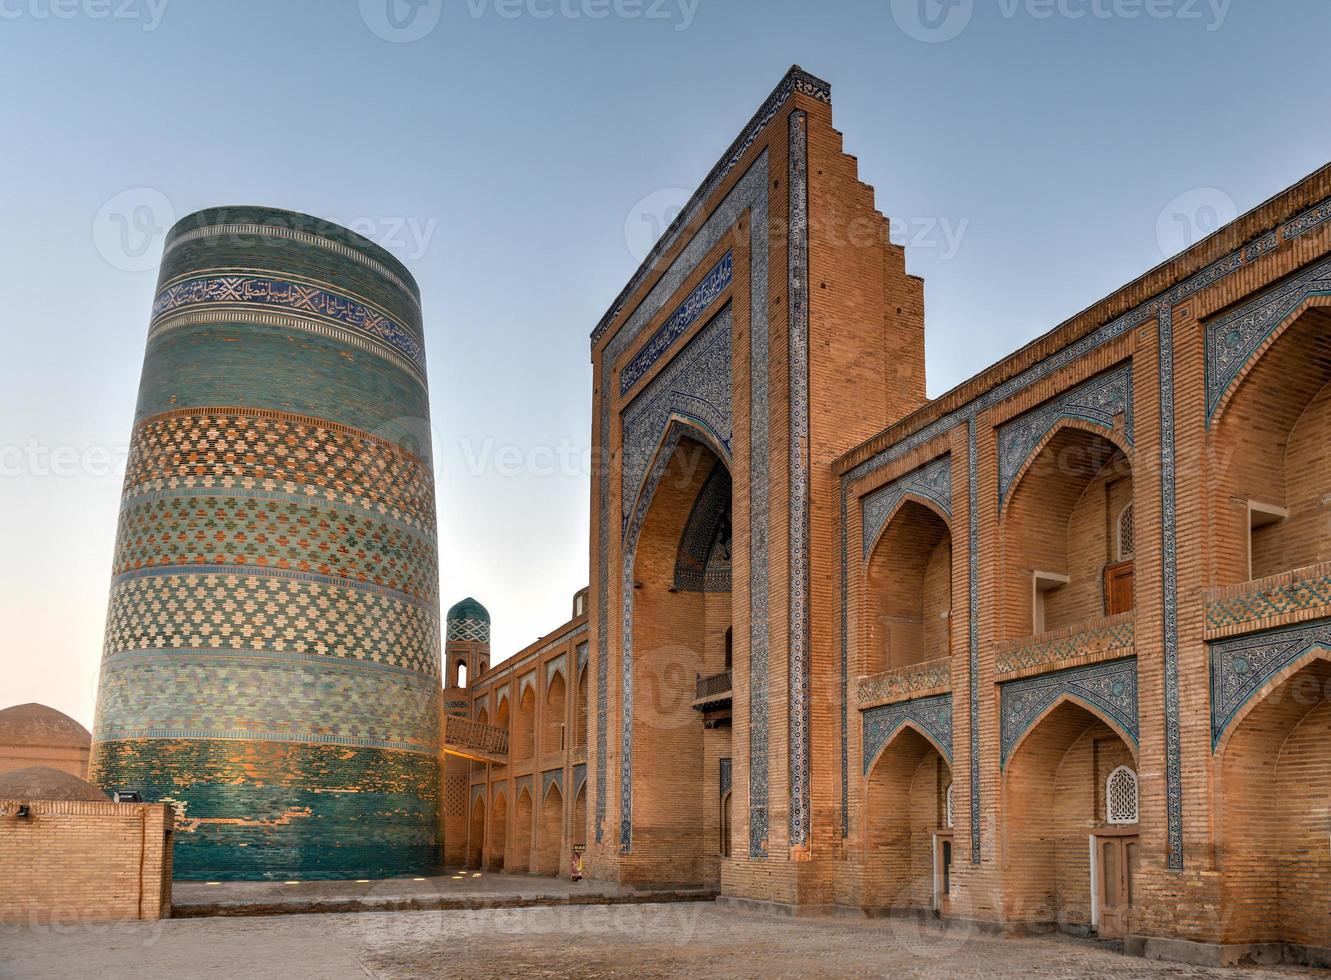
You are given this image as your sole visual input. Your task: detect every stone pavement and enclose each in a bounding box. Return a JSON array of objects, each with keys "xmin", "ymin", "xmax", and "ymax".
[
  {"xmin": 2, "ymin": 903, "xmax": 1324, "ymax": 980},
  {"xmin": 171, "ymin": 870, "xmax": 714, "ymax": 918}
]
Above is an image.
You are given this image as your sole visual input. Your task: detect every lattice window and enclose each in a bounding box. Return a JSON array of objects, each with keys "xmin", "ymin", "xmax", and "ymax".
[
  {"xmin": 1117, "ymin": 504, "xmax": 1135, "ymax": 560},
  {"xmin": 1106, "ymin": 766, "xmax": 1139, "ymax": 824},
  {"xmin": 945, "ymin": 782, "xmax": 954, "ymax": 829}
]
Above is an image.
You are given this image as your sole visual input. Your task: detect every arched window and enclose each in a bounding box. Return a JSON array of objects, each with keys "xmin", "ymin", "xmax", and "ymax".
[
  {"xmin": 1117, "ymin": 503, "xmax": 1135, "ymax": 560},
  {"xmin": 945, "ymin": 782, "xmax": 954, "ymax": 829},
  {"xmin": 456, "ymin": 662, "xmax": 468, "ymax": 689},
  {"xmin": 1106, "ymin": 766, "xmax": 1139, "ymax": 825}
]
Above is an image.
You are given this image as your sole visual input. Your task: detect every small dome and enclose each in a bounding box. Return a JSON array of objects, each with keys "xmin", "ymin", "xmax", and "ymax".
[
  {"xmin": 446, "ymin": 597, "xmax": 490, "ymax": 623},
  {"xmin": 0, "ymin": 766, "xmax": 110, "ymax": 802},
  {"xmin": 0, "ymin": 703, "xmax": 91, "ymax": 749}
]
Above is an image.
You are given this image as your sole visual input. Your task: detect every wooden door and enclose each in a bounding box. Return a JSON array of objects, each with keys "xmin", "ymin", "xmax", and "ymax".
[
  {"xmin": 1104, "ymin": 561, "xmax": 1135, "ymax": 615},
  {"xmin": 1096, "ymin": 834, "xmax": 1139, "ymax": 938},
  {"xmin": 934, "ymin": 833, "xmax": 954, "ymax": 915}
]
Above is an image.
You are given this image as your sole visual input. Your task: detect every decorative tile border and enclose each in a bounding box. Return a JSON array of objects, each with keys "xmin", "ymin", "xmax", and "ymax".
[
  {"xmin": 1156, "ymin": 304, "xmax": 1184, "ymax": 871},
  {"xmin": 1204, "ymin": 254, "xmax": 1331, "ymax": 421},
  {"xmin": 995, "ymin": 614, "xmax": 1135, "ymax": 676},
  {"xmin": 787, "ymin": 108, "xmax": 812, "ymax": 851},
  {"xmin": 471, "ymin": 783, "xmax": 486, "ymax": 807},
  {"xmin": 997, "ymin": 364, "xmax": 1133, "ymax": 503},
  {"xmin": 999, "ymin": 657, "xmax": 1138, "ymax": 766},
  {"xmin": 966, "ymin": 422, "xmax": 981, "ymax": 864},
  {"xmin": 1205, "ymin": 562, "xmax": 1331, "ymax": 634},
  {"xmin": 546, "ymin": 655, "xmax": 567, "ymax": 686},
  {"xmin": 573, "ymin": 763, "xmax": 588, "ymax": 798},
  {"xmin": 862, "ymin": 693, "xmax": 953, "ymax": 774},
  {"xmin": 857, "ymin": 658, "xmax": 950, "ymax": 706},
  {"xmin": 860, "ymin": 455, "xmax": 952, "ymax": 559},
  {"xmin": 619, "ymin": 251, "xmax": 733, "ymax": 396},
  {"xmin": 151, "ymin": 274, "xmax": 425, "ymax": 374},
  {"xmin": 1209, "ymin": 617, "xmax": 1331, "ymax": 748},
  {"xmin": 620, "ymin": 308, "xmax": 734, "ymax": 532}
]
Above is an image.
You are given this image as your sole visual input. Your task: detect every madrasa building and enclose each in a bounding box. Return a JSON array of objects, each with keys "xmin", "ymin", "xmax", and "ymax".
[{"xmin": 61, "ymin": 66, "xmax": 1331, "ymax": 964}]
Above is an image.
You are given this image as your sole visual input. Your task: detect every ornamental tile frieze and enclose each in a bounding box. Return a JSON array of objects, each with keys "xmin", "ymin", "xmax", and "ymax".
[
  {"xmin": 862, "ymin": 694, "xmax": 953, "ymax": 773},
  {"xmin": 620, "ymin": 305, "xmax": 733, "ymax": 532},
  {"xmin": 1205, "ymin": 254, "xmax": 1331, "ymax": 420},
  {"xmin": 1205, "ymin": 563, "xmax": 1331, "ymax": 633},
  {"xmin": 995, "ymin": 614, "xmax": 1135, "ymax": 676},
  {"xmin": 860, "ymin": 455, "xmax": 952, "ymax": 558},
  {"xmin": 857, "ymin": 658, "xmax": 950, "ymax": 707},
  {"xmin": 997, "ymin": 364, "xmax": 1133, "ymax": 503},
  {"xmin": 1209, "ymin": 617, "xmax": 1331, "ymax": 747},
  {"xmin": 152, "ymin": 274, "xmax": 426, "ymax": 373},
  {"xmin": 999, "ymin": 657, "xmax": 1138, "ymax": 765},
  {"xmin": 619, "ymin": 251, "xmax": 733, "ymax": 396}
]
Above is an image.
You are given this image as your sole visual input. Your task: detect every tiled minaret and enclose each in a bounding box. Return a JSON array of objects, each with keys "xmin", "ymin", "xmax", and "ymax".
[{"xmin": 89, "ymin": 207, "xmax": 442, "ymax": 881}]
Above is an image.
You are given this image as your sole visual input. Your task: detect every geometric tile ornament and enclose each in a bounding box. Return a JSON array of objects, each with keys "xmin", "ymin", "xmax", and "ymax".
[
  {"xmin": 1209, "ymin": 617, "xmax": 1331, "ymax": 748},
  {"xmin": 999, "ymin": 657, "xmax": 1138, "ymax": 767},
  {"xmin": 862, "ymin": 694, "xmax": 953, "ymax": 774},
  {"xmin": 996, "ymin": 363, "xmax": 1133, "ymax": 504},
  {"xmin": 620, "ymin": 308, "xmax": 733, "ymax": 533},
  {"xmin": 90, "ymin": 207, "xmax": 442, "ymax": 882},
  {"xmin": 860, "ymin": 454, "xmax": 952, "ymax": 559},
  {"xmin": 1204, "ymin": 253, "xmax": 1331, "ymax": 421}
]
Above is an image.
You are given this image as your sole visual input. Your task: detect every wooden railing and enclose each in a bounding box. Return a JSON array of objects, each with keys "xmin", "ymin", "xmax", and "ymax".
[
  {"xmin": 694, "ymin": 670, "xmax": 733, "ymax": 706},
  {"xmin": 441, "ymin": 715, "xmax": 509, "ymax": 762}
]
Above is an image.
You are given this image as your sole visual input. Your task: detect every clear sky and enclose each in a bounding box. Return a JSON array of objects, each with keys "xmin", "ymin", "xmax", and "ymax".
[{"xmin": 2, "ymin": 0, "xmax": 1328, "ymax": 728}]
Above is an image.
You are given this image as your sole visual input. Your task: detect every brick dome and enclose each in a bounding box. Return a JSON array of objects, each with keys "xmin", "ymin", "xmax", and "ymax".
[
  {"xmin": 0, "ymin": 703, "xmax": 91, "ymax": 749},
  {"xmin": 0, "ymin": 765, "xmax": 109, "ymax": 802}
]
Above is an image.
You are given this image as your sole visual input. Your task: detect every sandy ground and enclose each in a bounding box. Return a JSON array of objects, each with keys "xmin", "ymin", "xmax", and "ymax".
[{"xmin": 1, "ymin": 903, "xmax": 1323, "ymax": 980}]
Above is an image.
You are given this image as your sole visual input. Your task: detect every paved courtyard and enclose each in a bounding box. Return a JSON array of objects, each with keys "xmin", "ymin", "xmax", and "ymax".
[{"xmin": 1, "ymin": 903, "xmax": 1323, "ymax": 980}]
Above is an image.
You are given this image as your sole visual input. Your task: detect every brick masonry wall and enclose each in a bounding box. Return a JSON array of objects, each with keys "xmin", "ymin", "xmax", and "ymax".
[{"xmin": 0, "ymin": 800, "xmax": 172, "ymax": 923}]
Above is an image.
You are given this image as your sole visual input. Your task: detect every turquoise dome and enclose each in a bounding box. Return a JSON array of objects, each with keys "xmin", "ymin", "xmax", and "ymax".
[{"xmin": 447, "ymin": 597, "xmax": 490, "ymax": 623}]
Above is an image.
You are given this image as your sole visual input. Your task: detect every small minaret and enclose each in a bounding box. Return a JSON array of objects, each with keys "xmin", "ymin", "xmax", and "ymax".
[
  {"xmin": 441, "ymin": 597, "xmax": 491, "ymax": 867},
  {"xmin": 444, "ymin": 597, "xmax": 491, "ymax": 708}
]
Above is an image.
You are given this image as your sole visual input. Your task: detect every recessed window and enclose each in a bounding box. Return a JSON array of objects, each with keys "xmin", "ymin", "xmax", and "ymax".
[
  {"xmin": 1117, "ymin": 504, "xmax": 1135, "ymax": 561},
  {"xmin": 945, "ymin": 782, "xmax": 954, "ymax": 829},
  {"xmin": 1106, "ymin": 766, "xmax": 1139, "ymax": 825}
]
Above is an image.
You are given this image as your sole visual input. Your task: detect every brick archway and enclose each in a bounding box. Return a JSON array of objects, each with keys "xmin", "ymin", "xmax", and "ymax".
[
  {"xmin": 622, "ymin": 433, "xmax": 732, "ymax": 886},
  {"xmin": 467, "ymin": 795, "xmax": 485, "ymax": 869},
  {"xmin": 538, "ymin": 782, "xmax": 563, "ymax": 875},
  {"xmin": 863, "ymin": 724, "xmax": 953, "ymax": 913},
  {"xmin": 487, "ymin": 791, "xmax": 507, "ymax": 872},
  {"xmin": 863, "ymin": 498, "xmax": 953, "ymax": 675},
  {"xmin": 1216, "ymin": 654, "xmax": 1331, "ymax": 951},
  {"xmin": 1002, "ymin": 698, "xmax": 1138, "ymax": 933}
]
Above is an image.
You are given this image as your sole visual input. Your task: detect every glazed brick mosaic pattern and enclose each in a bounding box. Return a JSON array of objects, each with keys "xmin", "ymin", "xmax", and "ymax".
[
  {"xmin": 89, "ymin": 739, "xmax": 439, "ymax": 881},
  {"xmin": 123, "ymin": 409, "xmax": 435, "ymax": 532},
  {"xmin": 92, "ymin": 207, "xmax": 442, "ymax": 881},
  {"xmin": 113, "ymin": 493, "xmax": 438, "ymax": 603},
  {"xmin": 103, "ymin": 571, "xmax": 438, "ymax": 674}
]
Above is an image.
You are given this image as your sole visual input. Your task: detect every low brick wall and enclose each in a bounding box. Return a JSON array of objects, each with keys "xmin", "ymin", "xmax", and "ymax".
[{"xmin": 0, "ymin": 799, "xmax": 172, "ymax": 924}]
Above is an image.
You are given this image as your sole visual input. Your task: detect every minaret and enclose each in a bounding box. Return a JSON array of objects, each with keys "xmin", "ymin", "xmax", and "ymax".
[
  {"xmin": 89, "ymin": 207, "xmax": 442, "ymax": 882},
  {"xmin": 440, "ymin": 597, "xmax": 491, "ymax": 866}
]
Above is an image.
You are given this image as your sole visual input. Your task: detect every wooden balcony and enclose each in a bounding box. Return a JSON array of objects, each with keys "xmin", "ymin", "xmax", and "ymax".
[
  {"xmin": 693, "ymin": 670, "xmax": 732, "ymax": 711},
  {"xmin": 441, "ymin": 715, "xmax": 509, "ymax": 764}
]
